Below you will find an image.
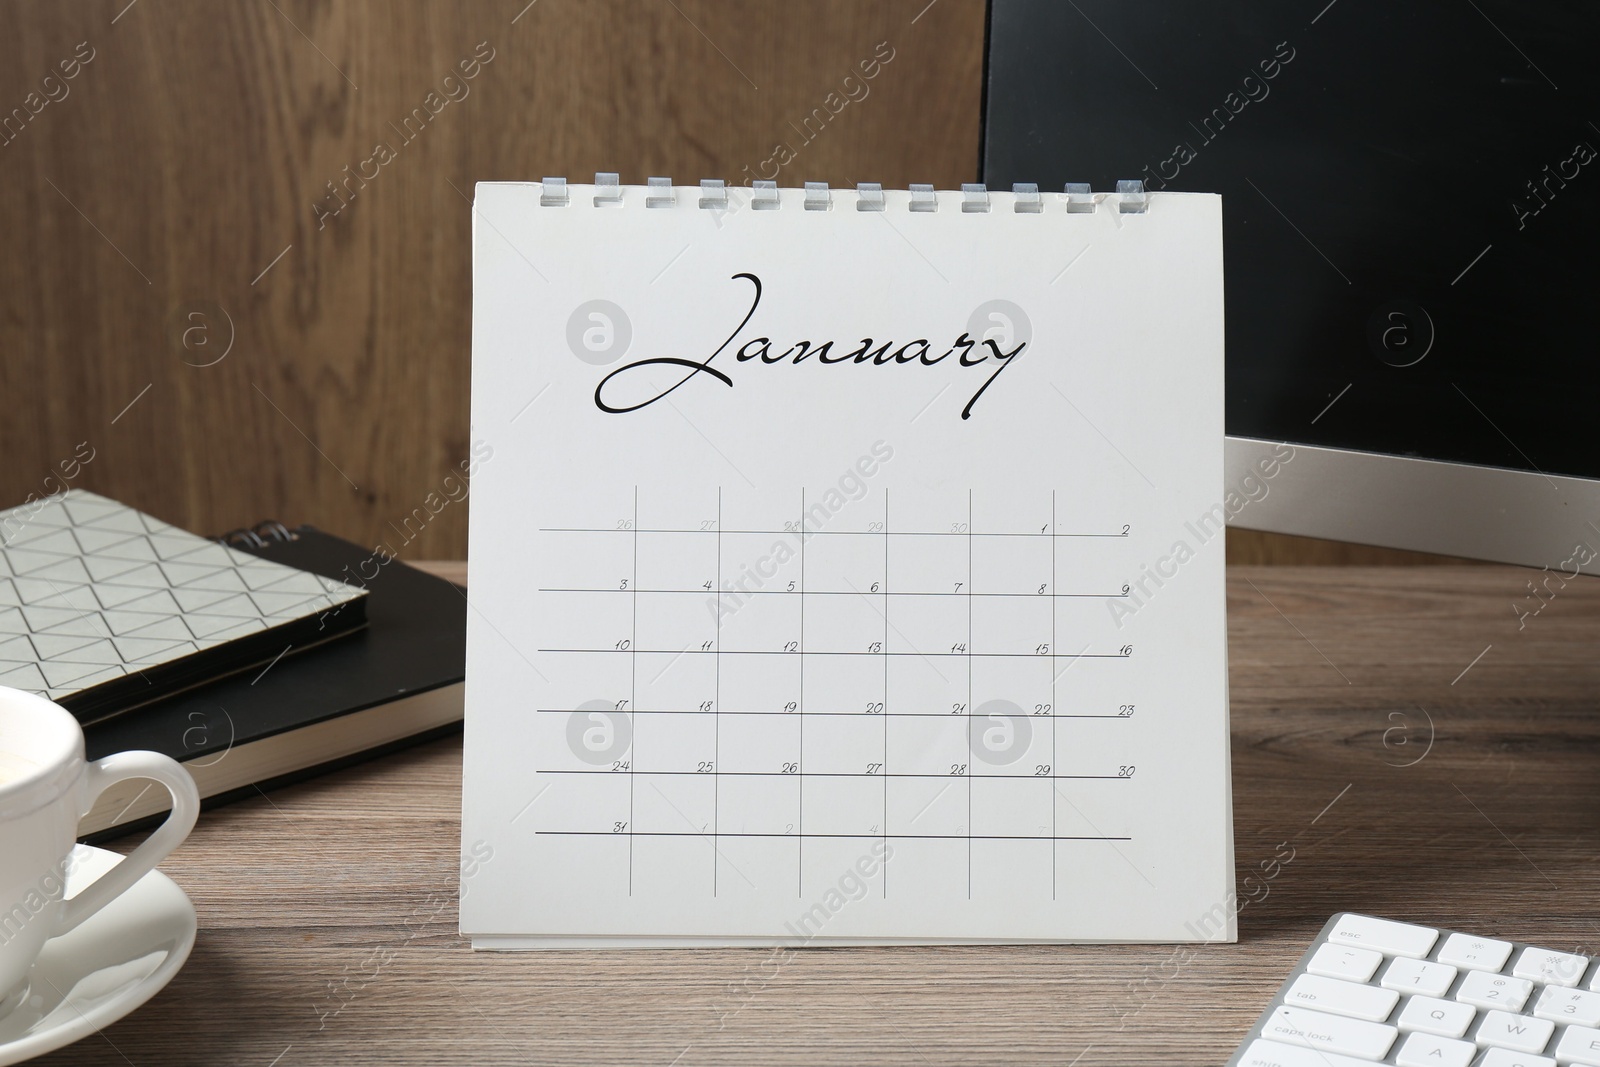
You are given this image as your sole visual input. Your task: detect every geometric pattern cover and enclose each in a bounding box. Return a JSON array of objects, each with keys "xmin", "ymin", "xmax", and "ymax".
[{"xmin": 0, "ymin": 490, "xmax": 366, "ymax": 702}]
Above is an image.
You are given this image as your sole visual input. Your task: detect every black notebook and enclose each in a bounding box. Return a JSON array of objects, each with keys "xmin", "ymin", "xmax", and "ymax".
[{"xmin": 80, "ymin": 525, "xmax": 465, "ymax": 839}]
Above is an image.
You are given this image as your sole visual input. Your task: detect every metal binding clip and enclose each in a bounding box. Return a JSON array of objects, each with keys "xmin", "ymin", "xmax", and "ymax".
[
  {"xmin": 1012, "ymin": 182, "xmax": 1042, "ymax": 213},
  {"xmin": 645, "ymin": 176, "xmax": 674, "ymax": 208},
  {"xmin": 699, "ymin": 179, "xmax": 728, "ymax": 210},
  {"xmin": 909, "ymin": 184, "xmax": 937, "ymax": 213},
  {"xmin": 593, "ymin": 172, "xmax": 622, "ymax": 207},
  {"xmin": 539, "ymin": 176, "xmax": 569, "ymax": 207},
  {"xmin": 804, "ymin": 182, "xmax": 831, "ymax": 211},
  {"xmin": 752, "ymin": 180, "xmax": 781, "ymax": 210},
  {"xmin": 961, "ymin": 183, "xmax": 990, "ymax": 213},
  {"xmin": 856, "ymin": 182, "xmax": 886, "ymax": 211},
  {"xmin": 1117, "ymin": 179, "xmax": 1148, "ymax": 214},
  {"xmin": 1065, "ymin": 182, "xmax": 1095, "ymax": 214}
]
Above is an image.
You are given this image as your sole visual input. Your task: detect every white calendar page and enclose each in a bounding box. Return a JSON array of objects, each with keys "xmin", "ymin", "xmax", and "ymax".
[{"xmin": 462, "ymin": 181, "xmax": 1233, "ymax": 947}]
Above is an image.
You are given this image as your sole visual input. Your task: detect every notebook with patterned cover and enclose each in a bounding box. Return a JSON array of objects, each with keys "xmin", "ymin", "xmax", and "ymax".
[{"xmin": 0, "ymin": 490, "xmax": 367, "ymax": 722}]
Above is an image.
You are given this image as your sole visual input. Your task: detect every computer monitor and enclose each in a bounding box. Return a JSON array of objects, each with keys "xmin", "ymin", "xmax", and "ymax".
[{"xmin": 982, "ymin": 0, "xmax": 1600, "ymax": 573}]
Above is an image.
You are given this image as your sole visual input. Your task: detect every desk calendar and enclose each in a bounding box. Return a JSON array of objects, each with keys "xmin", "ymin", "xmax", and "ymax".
[{"xmin": 462, "ymin": 176, "xmax": 1233, "ymax": 947}]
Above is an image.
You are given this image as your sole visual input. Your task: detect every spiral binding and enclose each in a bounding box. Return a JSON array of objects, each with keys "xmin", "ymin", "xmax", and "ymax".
[
  {"xmin": 537, "ymin": 174, "xmax": 1150, "ymax": 214},
  {"xmin": 217, "ymin": 520, "xmax": 297, "ymax": 548}
]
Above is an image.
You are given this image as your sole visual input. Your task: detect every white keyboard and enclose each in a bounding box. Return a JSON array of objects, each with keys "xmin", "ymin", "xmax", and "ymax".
[{"xmin": 1228, "ymin": 913, "xmax": 1600, "ymax": 1067}]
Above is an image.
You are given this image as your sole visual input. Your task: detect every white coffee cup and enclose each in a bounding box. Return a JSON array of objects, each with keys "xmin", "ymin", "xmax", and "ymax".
[{"xmin": 0, "ymin": 686, "xmax": 198, "ymax": 1013}]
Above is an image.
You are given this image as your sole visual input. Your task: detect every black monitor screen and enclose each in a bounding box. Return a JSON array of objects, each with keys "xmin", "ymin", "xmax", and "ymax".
[{"xmin": 983, "ymin": 0, "xmax": 1600, "ymax": 480}]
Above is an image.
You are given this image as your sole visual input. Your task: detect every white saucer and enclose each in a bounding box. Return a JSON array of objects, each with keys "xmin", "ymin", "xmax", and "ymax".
[{"xmin": 0, "ymin": 844, "xmax": 196, "ymax": 1065}]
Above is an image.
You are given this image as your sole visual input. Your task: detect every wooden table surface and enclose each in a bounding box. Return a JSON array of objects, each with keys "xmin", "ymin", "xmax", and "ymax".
[{"xmin": 38, "ymin": 562, "xmax": 1600, "ymax": 1067}]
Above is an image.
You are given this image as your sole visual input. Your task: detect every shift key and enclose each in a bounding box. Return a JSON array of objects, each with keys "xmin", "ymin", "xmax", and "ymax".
[
  {"xmin": 1264, "ymin": 1006, "xmax": 1400, "ymax": 1060},
  {"xmin": 1327, "ymin": 914, "xmax": 1439, "ymax": 959}
]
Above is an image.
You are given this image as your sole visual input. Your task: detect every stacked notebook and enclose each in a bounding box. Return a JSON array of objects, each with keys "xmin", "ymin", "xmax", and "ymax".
[
  {"xmin": 0, "ymin": 491, "xmax": 465, "ymax": 837},
  {"xmin": 0, "ymin": 491, "xmax": 369, "ymax": 719}
]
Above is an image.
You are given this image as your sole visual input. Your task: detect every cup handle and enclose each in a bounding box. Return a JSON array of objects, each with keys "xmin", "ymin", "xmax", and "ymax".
[{"xmin": 56, "ymin": 750, "xmax": 199, "ymax": 935}]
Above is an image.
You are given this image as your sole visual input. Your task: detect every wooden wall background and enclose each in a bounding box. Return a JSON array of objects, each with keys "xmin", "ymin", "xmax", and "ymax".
[{"xmin": 0, "ymin": 0, "xmax": 1437, "ymax": 565}]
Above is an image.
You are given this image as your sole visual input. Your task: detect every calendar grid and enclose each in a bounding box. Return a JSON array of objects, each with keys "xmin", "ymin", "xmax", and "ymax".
[
  {"xmin": 541, "ymin": 832, "xmax": 1132, "ymax": 841},
  {"xmin": 796, "ymin": 489, "xmax": 805, "ymax": 896},
  {"xmin": 540, "ymin": 708, "xmax": 1132, "ymax": 719},
  {"xmin": 881, "ymin": 489, "xmax": 890, "ymax": 897},
  {"xmin": 538, "ymin": 489, "xmax": 1141, "ymax": 895},
  {"xmin": 1051, "ymin": 490, "xmax": 1058, "ymax": 900},
  {"xmin": 540, "ymin": 589, "xmax": 1129, "ymax": 598},
  {"xmin": 541, "ymin": 527, "xmax": 1130, "ymax": 538},
  {"xmin": 542, "ymin": 769, "xmax": 1130, "ymax": 781},
  {"xmin": 543, "ymin": 649, "xmax": 1129, "ymax": 659},
  {"xmin": 966, "ymin": 489, "xmax": 974, "ymax": 899},
  {"xmin": 712, "ymin": 488, "xmax": 722, "ymax": 895},
  {"xmin": 628, "ymin": 486, "xmax": 638, "ymax": 896}
]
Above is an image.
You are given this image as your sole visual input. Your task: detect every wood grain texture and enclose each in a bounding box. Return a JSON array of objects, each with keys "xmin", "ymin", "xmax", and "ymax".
[
  {"xmin": 0, "ymin": 1, "xmax": 984, "ymax": 561},
  {"xmin": 35, "ymin": 561, "xmax": 1600, "ymax": 1066}
]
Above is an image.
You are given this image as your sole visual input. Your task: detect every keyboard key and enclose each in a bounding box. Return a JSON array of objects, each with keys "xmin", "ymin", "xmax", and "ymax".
[
  {"xmin": 1237, "ymin": 1038, "xmax": 1380, "ymax": 1067},
  {"xmin": 1380, "ymin": 957, "xmax": 1457, "ymax": 997},
  {"xmin": 1229, "ymin": 916, "xmax": 1600, "ymax": 1067},
  {"xmin": 1263, "ymin": 1006, "xmax": 1398, "ymax": 1060},
  {"xmin": 1397, "ymin": 994, "xmax": 1474, "ymax": 1037},
  {"xmin": 1394, "ymin": 1030, "xmax": 1475, "ymax": 1067},
  {"xmin": 1478, "ymin": 1049, "xmax": 1556, "ymax": 1067},
  {"xmin": 1533, "ymin": 983, "xmax": 1600, "ymax": 1027},
  {"xmin": 1555, "ymin": 1023, "xmax": 1600, "ymax": 1065},
  {"xmin": 1283, "ymin": 975, "xmax": 1398, "ymax": 1022},
  {"xmin": 1455, "ymin": 969, "xmax": 1533, "ymax": 1011},
  {"xmin": 1306, "ymin": 942, "xmax": 1383, "ymax": 983},
  {"xmin": 1475, "ymin": 1008, "xmax": 1553, "ymax": 1053},
  {"xmin": 1327, "ymin": 914, "xmax": 1439, "ymax": 959},
  {"xmin": 1436, "ymin": 931, "xmax": 1513, "ymax": 972},
  {"xmin": 1513, "ymin": 946, "xmax": 1589, "ymax": 987}
]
